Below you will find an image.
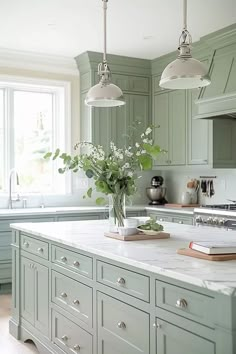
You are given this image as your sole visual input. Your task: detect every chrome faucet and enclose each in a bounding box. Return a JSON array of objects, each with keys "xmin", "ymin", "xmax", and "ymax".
[{"xmin": 8, "ymin": 169, "xmax": 21, "ymax": 209}]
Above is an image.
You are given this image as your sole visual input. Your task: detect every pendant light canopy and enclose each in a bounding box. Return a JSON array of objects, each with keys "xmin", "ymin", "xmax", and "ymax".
[
  {"xmin": 159, "ymin": 0, "xmax": 211, "ymax": 90},
  {"xmin": 85, "ymin": 0, "xmax": 125, "ymax": 107}
]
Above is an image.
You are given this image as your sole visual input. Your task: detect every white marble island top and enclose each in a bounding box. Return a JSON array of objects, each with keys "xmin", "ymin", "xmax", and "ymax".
[{"xmin": 11, "ymin": 220, "xmax": 236, "ymax": 296}]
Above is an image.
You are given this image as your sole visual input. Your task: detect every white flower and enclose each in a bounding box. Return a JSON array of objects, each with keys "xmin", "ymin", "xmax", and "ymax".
[
  {"xmin": 127, "ymin": 171, "xmax": 133, "ymax": 178},
  {"xmin": 135, "ymin": 143, "xmax": 140, "ymax": 148},
  {"xmin": 145, "ymin": 127, "xmax": 152, "ymax": 135},
  {"xmin": 123, "ymin": 163, "xmax": 130, "ymax": 169},
  {"xmin": 136, "ymin": 151, "xmax": 141, "ymax": 156},
  {"xmin": 141, "ymin": 149, "xmax": 146, "ymax": 154},
  {"xmin": 141, "ymin": 133, "xmax": 145, "ymax": 138},
  {"xmin": 143, "ymin": 138, "xmax": 148, "ymax": 143},
  {"xmin": 125, "ymin": 149, "xmax": 133, "ymax": 157}
]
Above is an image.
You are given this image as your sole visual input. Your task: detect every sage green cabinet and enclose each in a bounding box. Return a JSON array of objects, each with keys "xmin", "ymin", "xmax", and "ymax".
[
  {"xmin": 21, "ymin": 256, "xmax": 49, "ymax": 337},
  {"xmin": 155, "ymin": 318, "xmax": 215, "ymax": 354},
  {"xmin": 146, "ymin": 210, "xmax": 194, "ymax": 225},
  {"xmin": 153, "ymin": 90, "xmax": 186, "ymax": 167}
]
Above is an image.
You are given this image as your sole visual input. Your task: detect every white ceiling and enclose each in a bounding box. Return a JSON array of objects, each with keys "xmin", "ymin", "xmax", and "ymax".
[{"xmin": 0, "ymin": 0, "xmax": 235, "ymax": 60}]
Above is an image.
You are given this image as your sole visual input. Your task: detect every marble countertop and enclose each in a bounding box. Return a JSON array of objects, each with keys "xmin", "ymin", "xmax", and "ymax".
[
  {"xmin": 0, "ymin": 204, "xmax": 194, "ymax": 217},
  {"xmin": 146, "ymin": 205, "xmax": 194, "ymax": 215},
  {"xmin": 11, "ymin": 219, "xmax": 236, "ymax": 296}
]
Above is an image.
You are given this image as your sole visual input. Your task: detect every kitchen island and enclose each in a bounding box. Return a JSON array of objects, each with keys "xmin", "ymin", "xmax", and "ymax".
[{"xmin": 9, "ymin": 220, "xmax": 236, "ymax": 354}]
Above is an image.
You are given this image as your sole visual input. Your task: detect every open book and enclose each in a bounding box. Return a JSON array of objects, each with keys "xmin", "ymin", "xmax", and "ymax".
[{"xmin": 189, "ymin": 241, "xmax": 236, "ymax": 255}]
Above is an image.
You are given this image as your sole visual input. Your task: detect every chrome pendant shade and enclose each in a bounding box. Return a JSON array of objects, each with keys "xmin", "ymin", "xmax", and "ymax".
[
  {"xmin": 159, "ymin": 0, "xmax": 211, "ymax": 90},
  {"xmin": 85, "ymin": 0, "xmax": 125, "ymax": 107}
]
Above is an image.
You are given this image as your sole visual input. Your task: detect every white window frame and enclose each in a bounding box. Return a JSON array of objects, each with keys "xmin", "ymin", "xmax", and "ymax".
[{"xmin": 0, "ymin": 75, "xmax": 71, "ymax": 195}]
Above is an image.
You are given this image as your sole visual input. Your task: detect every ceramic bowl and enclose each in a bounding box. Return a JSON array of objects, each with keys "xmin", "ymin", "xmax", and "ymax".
[{"xmin": 118, "ymin": 227, "xmax": 137, "ymax": 236}]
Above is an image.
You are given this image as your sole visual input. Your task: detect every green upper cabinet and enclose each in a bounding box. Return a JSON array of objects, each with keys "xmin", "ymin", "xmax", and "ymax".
[
  {"xmin": 76, "ymin": 52, "xmax": 151, "ymax": 152},
  {"xmin": 153, "ymin": 90, "xmax": 186, "ymax": 167}
]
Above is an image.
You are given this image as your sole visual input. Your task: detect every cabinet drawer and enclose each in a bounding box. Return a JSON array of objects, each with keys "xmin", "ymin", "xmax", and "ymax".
[
  {"xmin": 97, "ymin": 292, "xmax": 149, "ymax": 354},
  {"xmin": 147, "ymin": 213, "xmax": 172, "ymax": 222},
  {"xmin": 21, "ymin": 234, "xmax": 49, "ymax": 260},
  {"xmin": 0, "ymin": 262, "xmax": 11, "ymax": 281},
  {"xmin": 52, "ymin": 310, "xmax": 92, "ymax": 354},
  {"xmin": 52, "ymin": 271, "xmax": 93, "ymax": 327},
  {"xmin": 155, "ymin": 280, "xmax": 215, "ymax": 326},
  {"xmin": 0, "ymin": 232, "xmax": 11, "ymax": 246},
  {"xmin": 97, "ymin": 261, "xmax": 149, "ymax": 302},
  {"xmin": 57, "ymin": 214, "xmax": 100, "ymax": 221},
  {"xmin": 0, "ymin": 246, "xmax": 11, "ymax": 261},
  {"xmin": 172, "ymin": 217, "xmax": 193, "ymax": 225},
  {"xmin": 52, "ymin": 245, "xmax": 93, "ymax": 279}
]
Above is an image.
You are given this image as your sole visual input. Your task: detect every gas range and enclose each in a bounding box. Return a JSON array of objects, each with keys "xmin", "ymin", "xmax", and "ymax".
[{"xmin": 194, "ymin": 204, "xmax": 236, "ymax": 229}]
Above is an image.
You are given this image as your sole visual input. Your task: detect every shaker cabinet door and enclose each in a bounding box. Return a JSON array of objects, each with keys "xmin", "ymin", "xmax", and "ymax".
[
  {"xmin": 34, "ymin": 262, "xmax": 49, "ymax": 337},
  {"xmin": 155, "ymin": 318, "xmax": 215, "ymax": 354},
  {"xmin": 21, "ymin": 257, "xmax": 35, "ymax": 326}
]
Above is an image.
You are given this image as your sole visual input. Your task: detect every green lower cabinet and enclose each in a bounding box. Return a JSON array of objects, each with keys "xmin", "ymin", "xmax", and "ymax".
[
  {"xmin": 97, "ymin": 292, "xmax": 149, "ymax": 354},
  {"xmin": 147, "ymin": 211, "xmax": 194, "ymax": 225},
  {"xmin": 155, "ymin": 318, "xmax": 215, "ymax": 354},
  {"xmin": 21, "ymin": 256, "xmax": 49, "ymax": 337}
]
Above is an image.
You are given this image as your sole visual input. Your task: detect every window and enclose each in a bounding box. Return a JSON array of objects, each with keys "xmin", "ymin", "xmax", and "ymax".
[{"xmin": 0, "ymin": 77, "xmax": 71, "ymax": 195}]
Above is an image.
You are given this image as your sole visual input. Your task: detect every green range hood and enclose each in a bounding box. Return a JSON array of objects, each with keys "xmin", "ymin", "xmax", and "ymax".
[{"xmin": 195, "ymin": 43, "xmax": 236, "ymax": 119}]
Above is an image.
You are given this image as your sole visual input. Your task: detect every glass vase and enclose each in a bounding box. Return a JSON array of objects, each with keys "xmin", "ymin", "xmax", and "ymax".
[{"xmin": 109, "ymin": 193, "xmax": 126, "ymax": 233}]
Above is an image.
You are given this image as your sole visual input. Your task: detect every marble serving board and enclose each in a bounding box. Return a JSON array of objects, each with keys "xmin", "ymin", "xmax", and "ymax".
[{"xmin": 104, "ymin": 231, "xmax": 170, "ymax": 241}]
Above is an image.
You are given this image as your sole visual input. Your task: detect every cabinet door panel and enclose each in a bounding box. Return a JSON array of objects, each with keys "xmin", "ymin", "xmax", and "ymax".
[
  {"xmin": 153, "ymin": 93, "xmax": 169, "ymax": 165},
  {"xmin": 129, "ymin": 94, "xmax": 149, "ymax": 144},
  {"xmin": 169, "ymin": 90, "xmax": 186, "ymax": 165},
  {"xmin": 21, "ymin": 257, "xmax": 35, "ymax": 325},
  {"xmin": 155, "ymin": 318, "xmax": 215, "ymax": 354},
  {"xmin": 187, "ymin": 90, "xmax": 209, "ymax": 165},
  {"xmin": 35, "ymin": 262, "xmax": 49, "ymax": 337}
]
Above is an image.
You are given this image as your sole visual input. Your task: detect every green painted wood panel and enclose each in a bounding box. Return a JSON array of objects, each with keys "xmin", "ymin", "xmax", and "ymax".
[
  {"xmin": 155, "ymin": 317, "xmax": 215, "ymax": 354},
  {"xmin": 153, "ymin": 92, "xmax": 169, "ymax": 165},
  {"xmin": 21, "ymin": 234, "xmax": 49, "ymax": 260},
  {"xmin": 97, "ymin": 292, "xmax": 149, "ymax": 354},
  {"xmin": 34, "ymin": 262, "xmax": 49, "ymax": 337},
  {"xmin": 213, "ymin": 120, "xmax": 236, "ymax": 168},
  {"xmin": 21, "ymin": 256, "xmax": 35, "ymax": 325}
]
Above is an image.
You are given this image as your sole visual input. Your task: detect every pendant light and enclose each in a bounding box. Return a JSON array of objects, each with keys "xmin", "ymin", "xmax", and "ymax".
[
  {"xmin": 159, "ymin": 0, "xmax": 211, "ymax": 90},
  {"xmin": 85, "ymin": 0, "xmax": 125, "ymax": 107}
]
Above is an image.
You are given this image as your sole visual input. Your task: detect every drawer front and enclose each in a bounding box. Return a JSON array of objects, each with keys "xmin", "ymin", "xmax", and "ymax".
[
  {"xmin": 172, "ymin": 217, "xmax": 193, "ymax": 225},
  {"xmin": 97, "ymin": 292, "xmax": 149, "ymax": 354},
  {"xmin": 155, "ymin": 280, "xmax": 215, "ymax": 326},
  {"xmin": 0, "ymin": 262, "xmax": 11, "ymax": 281},
  {"xmin": 52, "ymin": 310, "xmax": 92, "ymax": 354},
  {"xmin": 97, "ymin": 261, "xmax": 149, "ymax": 302},
  {"xmin": 147, "ymin": 213, "xmax": 172, "ymax": 222},
  {"xmin": 21, "ymin": 234, "xmax": 49, "ymax": 260},
  {"xmin": 52, "ymin": 245, "xmax": 93, "ymax": 279},
  {"xmin": 0, "ymin": 232, "xmax": 11, "ymax": 246},
  {"xmin": 57, "ymin": 214, "xmax": 100, "ymax": 221},
  {"xmin": 0, "ymin": 246, "xmax": 11, "ymax": 261},
  {"xmin": 155, "ymin": 317, "xmax": 215, "ymax": 354},
  {"xmin": 52, "ymin": 271, "xmax": 93, "ymax": 327}
]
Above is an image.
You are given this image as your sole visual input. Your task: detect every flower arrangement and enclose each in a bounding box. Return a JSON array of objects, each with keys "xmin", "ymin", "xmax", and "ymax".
[{"xmin": 44, "ymin": 125, "xmax": 164, "ymax": 230}]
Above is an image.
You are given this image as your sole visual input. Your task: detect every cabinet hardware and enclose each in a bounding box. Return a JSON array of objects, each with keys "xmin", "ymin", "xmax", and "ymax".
[
  {"xmin": 73, "ymin": 299, "xmax": 80, "ymax": 305},
  {"xmin": 117, "ymin": 277, "xmax": 125, "ymax": 285},
  {"xmin": 153, "ymin": 323, "xmax": 161, "ymax": 329},
  {"xmin": 23, "ymin": 242, "xmax": 29, "ymax": 248},
  {"xmin": 176, "ymin": 298, "xmax": 188, "ymax": 308},
  {"xmin": 73, "ymin": 261, "xmax": 80, "ymax": 267},
  {"xmin": 178, "ymin": 221, "xmax": 183, "ymax": 224},
  {"xmin": 60, "ymin": 292, "xmax": 68, "ymax": 298},
  {"xmin": 117, "ymin": 321, "xmax": 126, "ymax": 329},
  {"xmin": 37, "ymin": 247, "xmax": 43, "ymax": 253},
  {"xmin": 73, "ymin": 344, "xmax": 81, "ymax": 351},
  {"xmin": 61, "ymin": 335, "xmax": 68, "ymax": 341},
  {"xmin": 159, "ymin": 218, "xmax": 163, "ymax": 222},
  {"xmin": 61, "ymin": 256, "xmax": 67, "ymax": 262}
]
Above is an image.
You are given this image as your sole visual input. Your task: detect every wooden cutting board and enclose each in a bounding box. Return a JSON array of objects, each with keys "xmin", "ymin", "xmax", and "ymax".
[
  {"xmin": 165, "ymin": 203, "xmax": 200, "ymax": 207},
  {"xmin": 177, "ymin": 248, "xmax": 236, "ymax": 261},
  {"xmin": 105, "ymin": 231, "xmax": 170, "ymax": 241}
]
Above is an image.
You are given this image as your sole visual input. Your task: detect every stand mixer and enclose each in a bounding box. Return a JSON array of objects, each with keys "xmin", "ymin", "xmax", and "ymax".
[{"xmin": 146, "ymin": 176, "xmax": 168, "ymax": 205}]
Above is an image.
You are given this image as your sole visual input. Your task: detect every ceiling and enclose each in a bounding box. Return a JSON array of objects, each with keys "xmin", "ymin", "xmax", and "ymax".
[{"xmin": 0, "ymin": 0, "xmax": 235, "ymax": 60}]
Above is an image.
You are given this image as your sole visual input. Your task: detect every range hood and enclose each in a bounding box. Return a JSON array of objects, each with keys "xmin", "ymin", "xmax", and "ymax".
[{"xmin": 194, "ymin": 46, "xmax": 236, "ymax": 120}]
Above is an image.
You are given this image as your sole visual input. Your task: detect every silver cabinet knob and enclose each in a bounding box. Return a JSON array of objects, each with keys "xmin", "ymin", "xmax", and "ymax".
[
  {"xmin": 159, "ymin": 218, "xmax": 163, "ymax": 222},
  {"xmin": 61, "ymin": 256, "xmax": 67, "ymax": 262},
  {"xmin": 73, "ymin": 344, "xmax": 80, "ymax": 351},
  {"xmin": 117, "ymin": 277, "xmax": 125, "ymax": 285},
  {"xmin": 73, "ymin": 261, "xmax": 80, "ymax": 267},
  {"xmin": 117, "ymin": 321, "xmax": 126, "ymax": 329},
  {"xmin": 73, "ymin": 299, "xmax": 80, "ymax": 305},
  {"xmin": 23, "ymin": 242, "xmax": 29, "ymax": 248},
  {"xmin": 153, "ymin": 323, "xmax": 161, "ymax": 329},
  {"xmin": 176, "ymin": 298, "xmax": 188, "ymax": 308},
  {"xmin": 61, "ymin": 335, "xmax": 68, "ymax": 341},
  {"xmin": 178, "ymin": 221, "xmax": 183, "ymax": 224},
  {"xmin": 60, "ymin": 292, "xmax": 68, "ymax": 298},
  {"xmin": 37, "ymin": 247, "xmax": 43, "ymax": 253}
]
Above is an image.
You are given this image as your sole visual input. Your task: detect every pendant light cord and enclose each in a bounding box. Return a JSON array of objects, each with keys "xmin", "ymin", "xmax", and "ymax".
[
  {"xmin": 102, "ymin": 0, "xmax": 108, "ymax": 63},
  {"xmin": 183, "ymin": 0, "xmax": 187, "ymax": 31}
]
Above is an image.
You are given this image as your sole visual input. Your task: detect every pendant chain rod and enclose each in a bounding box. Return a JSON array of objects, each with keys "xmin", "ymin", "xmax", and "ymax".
[
  {"xmin": 183, "ymin": 0, "xmax": 187, "ymax": 31},
  {"xmin": 102, "ymin": 0, "xmax": 108, "ymax": 63}
]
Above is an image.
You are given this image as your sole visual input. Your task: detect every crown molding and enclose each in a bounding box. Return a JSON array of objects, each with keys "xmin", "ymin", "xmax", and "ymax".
[{"xmin": 0, "ymin": 48, "xmax": 79, "ymax": 76}]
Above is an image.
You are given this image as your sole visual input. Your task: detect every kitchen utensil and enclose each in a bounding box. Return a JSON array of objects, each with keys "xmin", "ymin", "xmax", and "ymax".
[
  {"xmin": 146, "ymin": 176, "xmax": 167, "ymax": 205},
  {"xmin": 181, "ymin": 191, "xmax": 191, "ymax": 204}
]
